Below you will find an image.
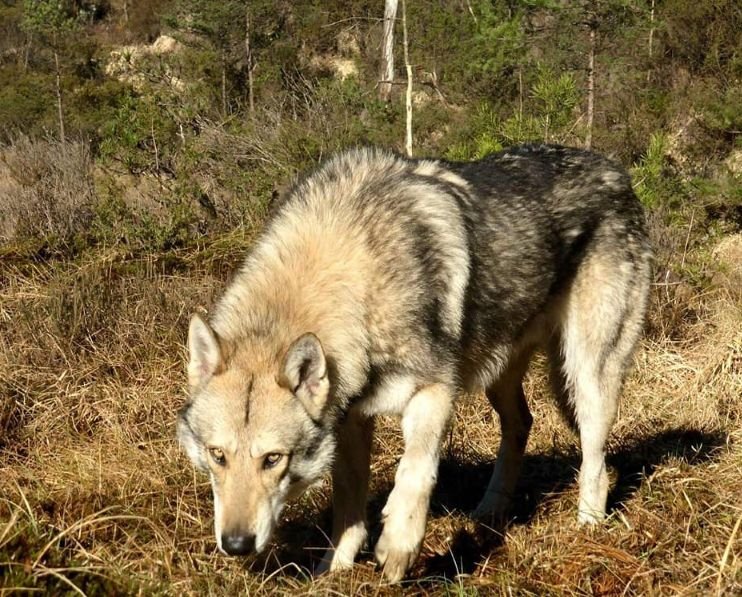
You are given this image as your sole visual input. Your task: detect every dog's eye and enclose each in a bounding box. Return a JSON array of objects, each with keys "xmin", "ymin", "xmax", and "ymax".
[
  {"xmin": 263, "ymin": 453, "xmax": 283, "ymax": 469},
  {"xmin": 209, "ymin": 448, "xmax": 226, "ymax": 465}
]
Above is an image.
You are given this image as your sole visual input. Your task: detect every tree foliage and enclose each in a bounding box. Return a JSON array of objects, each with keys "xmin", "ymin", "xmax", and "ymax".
[
  {"xmin": 21, "ymin": 0, "xmax": 78, "ymax": 42},
  {"xmin": 0, "ymin": 0, "xmax": 739, "ymax": 250}
]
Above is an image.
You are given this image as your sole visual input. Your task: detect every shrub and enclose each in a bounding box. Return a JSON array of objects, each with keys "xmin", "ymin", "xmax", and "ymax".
[
  {"xmin": 0, "ymin": 135, "xmax": 96, "ymax": 248},
  {"xmin": 0, "ymin": 67, "xmax": 57, "ymax": 141},
  {"xmin": 632, "ymin": 132, "xmax": 668, "ymax": 208}
]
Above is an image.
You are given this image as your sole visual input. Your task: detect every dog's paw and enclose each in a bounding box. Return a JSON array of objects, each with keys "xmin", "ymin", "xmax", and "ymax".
[
  {"xmin": 472, "ymin": 487, "xmax": 513, "ymax": 520},
  {"xmin": 374, "ymin": 532, "xmax": 419, "ymax": 583},
  {"xmin": 472, "ymin": 500, "xmax": 509, "ymax": 526},
  {"xmin": 472, "ymin": 502, "xmax": 494, "ymax": 520},
  {"xmin": 577, "ymin": 507, "xmax": 605, "ymax": 526},
  {"xmin": 315, "ymin": 548, "xmax": 355, "ymax": 576},
  {"xmin": 314, "ymin": 552, "xmax": 332, "ymax": 576}
]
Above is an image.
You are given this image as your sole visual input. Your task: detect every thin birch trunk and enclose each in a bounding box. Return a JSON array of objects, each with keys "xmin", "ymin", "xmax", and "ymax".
[
  {"xmin": 245, "ymin": 7, "xmax": 254, "ymax": 113},
  {"xmin": 647, "ymin": 0, "xmax": 655, "ymax": 82},
  {"xmin": 402, "ymin": 0, "xmax": 412, "ymax": 157},
  {"xmin": 379, "ymin": 0, "xmax": 398, "ymax": 101},
  {"xmin": 221, "ymin": 50, "xmax": 228, "ymax": 117},
  {"xmin": 54, "ymin": 49, "xmax": 65, "ymax": 144},
  {"xmin": 648, "ymin": 0, "xmax": 655, "ymax": 59},
  {"xmin": 23, "ymin": 32, "xmax": 32, "ymax": 70},
  {"xmin": 585, "ymin": 25, "xmax": 596, "ymax": 150}
]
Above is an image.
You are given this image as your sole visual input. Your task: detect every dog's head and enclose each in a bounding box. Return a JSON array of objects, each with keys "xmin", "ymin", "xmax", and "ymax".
[{"xmin": 177, "ymin": 314, "xmax": 336, "ymax": 555}]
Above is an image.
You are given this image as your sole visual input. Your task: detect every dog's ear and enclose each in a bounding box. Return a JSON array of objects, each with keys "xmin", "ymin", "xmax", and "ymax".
[
  {"xmin": 279, "ymin": 333, "xmax": 329, "ymax": 420},
  {"xmin": 188, "ymin": 314, "xmax": 222, "ymax": 388}
]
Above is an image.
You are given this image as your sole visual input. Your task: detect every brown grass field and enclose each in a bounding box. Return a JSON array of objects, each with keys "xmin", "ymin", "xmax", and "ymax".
[{"xmin": 1, "ymin": 223, "xmax": 740, "ymax": 596}]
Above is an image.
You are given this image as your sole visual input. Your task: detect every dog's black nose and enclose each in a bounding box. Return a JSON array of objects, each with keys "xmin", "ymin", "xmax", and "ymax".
[{"xmin": 222, "ymin": 533, "xmax": 255, "ymax": 555}]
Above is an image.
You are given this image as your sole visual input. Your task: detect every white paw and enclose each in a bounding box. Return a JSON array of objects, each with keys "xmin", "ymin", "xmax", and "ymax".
[
  {"xmin": 374, "ymin": 530, "xmax": 420, "ymax": 583},
  {"xmin": 315, "ymin": 549, "xmax": 356, "ymax": 575},
  {"xmin": 316, "ymin": 522, "xmax": 367, "ymax": 575},
  {"xmin": 577, "ymin": 505, "xmax": 606, "ymax": 525}
]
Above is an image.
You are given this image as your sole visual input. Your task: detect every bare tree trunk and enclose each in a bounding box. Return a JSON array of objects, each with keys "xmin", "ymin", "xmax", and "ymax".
[
  {"xmin": 585, "ymin": 25, "xmax": 596, "ymax": 150},
  {"xmin": 402, "ymin": 0, "xmax": 412, "ymax": 157},
  {"xmin": 245, "ymin": 7, "xmax": 255, "ymax": 113},
  {"xmin": 151, "ymin": 116, "xmax": 159, "ymax": 173},
  {"xmin": 221, "ymin": 50, "xmax": 228, "ymax": 117},
  {"xmin": 379, "ymin": 0, "xmax": 398, "ymax": 102},
  {"xmin": 23, "ymin": 33, "xmax": 32, "ymax": 71},
  {"xmin": 54, "ymin": 49, "xmax": 65, "ymax": 144},
  {"xmin": 647, "ymin": 0, "xmax": 655, "ymax": 82},
  {"xmin": 648, "ymin": 0, "xmax": 655, "ymax": 59},
  {"xmin": 518, "ymin": 68, "xmax": 523, "ymax": 117},
  {"xmin": 123, "ymin": 0, "xmax": 129, "ymax": 23},
  {"xmin": 465, "ymin": 0, "xmax": 478, "ymax": 25}
]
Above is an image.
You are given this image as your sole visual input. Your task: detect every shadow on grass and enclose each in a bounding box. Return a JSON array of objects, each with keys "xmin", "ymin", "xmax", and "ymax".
[
  {"xmin": 248, "ymin": 427, "xmax": 726, "ymax": 581},
  {"xmin": 422, "ymin": 427, "xmax": 726, "ymax": 579}
]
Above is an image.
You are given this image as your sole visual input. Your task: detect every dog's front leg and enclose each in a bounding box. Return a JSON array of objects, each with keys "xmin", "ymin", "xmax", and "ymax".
[
  {"xmin": 375, "ymin": 383, "xmax": 454, "ymax": 582},
  {"xmin": 318, "ymin": 410, "xmax": 374, "ymax": 573}
]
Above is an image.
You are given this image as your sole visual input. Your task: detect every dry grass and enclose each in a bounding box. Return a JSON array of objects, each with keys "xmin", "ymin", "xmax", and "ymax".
[
  {"xmin": 0, "ymin": 224, "xmax": 740, "ymax": 596},
  {"xmin": 0, "ymin": 136, "xmax": 97, "ymax": 245}
]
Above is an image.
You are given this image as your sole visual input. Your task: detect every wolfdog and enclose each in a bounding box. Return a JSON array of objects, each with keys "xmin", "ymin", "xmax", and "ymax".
[{"xmin": 177, "ymin": 145, "xmax": 652, "ymax": 581}]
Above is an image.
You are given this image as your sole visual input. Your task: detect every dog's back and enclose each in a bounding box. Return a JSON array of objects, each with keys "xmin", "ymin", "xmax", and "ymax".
[
  {"xmin": 256, "ymin": 145, "xmax": 650, "ymax": 391},
  {"xmin": 448, "ymin": 145, "xmax": 651, "ymax": 388}
]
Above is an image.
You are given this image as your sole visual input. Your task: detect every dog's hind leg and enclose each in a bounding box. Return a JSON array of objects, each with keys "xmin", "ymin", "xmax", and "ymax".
[
  {"xmin": 319, "ymin": 411, "xmax": 374, "ymax": 573},
  {"xmin": 557, "ymin": 249, "xmax": 650, "ymax": 524},
  {"xmin": 473, "ymin": 349, "xmax": 534, "ymax": 523}
]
